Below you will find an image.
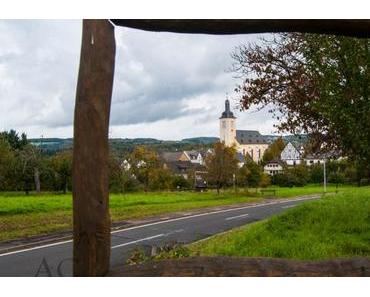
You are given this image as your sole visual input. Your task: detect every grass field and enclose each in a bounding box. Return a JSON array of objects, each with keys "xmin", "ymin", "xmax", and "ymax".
[
  {"xmin": 189, "ymin": 187, "xmax": 370, "ymax": 260},
  {"xmin": 0, "ymin": 184, "xmax": 347, "ymax": 242}
]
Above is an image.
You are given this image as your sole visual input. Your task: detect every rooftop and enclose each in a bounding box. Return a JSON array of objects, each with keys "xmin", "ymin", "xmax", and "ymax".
[{"xmin": 236, "ymin": 130, "xmax": 268, "ymax": 145}]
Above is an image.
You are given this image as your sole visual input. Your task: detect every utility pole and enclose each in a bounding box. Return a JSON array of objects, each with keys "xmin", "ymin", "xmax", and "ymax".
[
  {"xmin": 233, "ymin": 173, "xmax": 236, "ymax": 193},
  {"xmin": 73, "ymin": 20, "xmax": 116, "ymax": 277}
]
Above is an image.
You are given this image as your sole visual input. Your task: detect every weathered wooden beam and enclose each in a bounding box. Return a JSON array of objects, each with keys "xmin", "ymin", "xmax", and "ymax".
[
  {"xmin": 111, "ymin": 19, "xmax": 370, "ymax": 38},
  {"xmin": 108, "ymin": 256, "xmax": 370, "ymax": 277},
  {"xmin": 73, "ymin": 19, "xmax": 116, "ymax": 276}
]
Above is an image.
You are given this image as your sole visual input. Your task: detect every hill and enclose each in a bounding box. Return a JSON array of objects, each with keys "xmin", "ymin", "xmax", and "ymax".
[{"xmin": 30, "ymin": 135, "xmax": 307, "ymax": 155}]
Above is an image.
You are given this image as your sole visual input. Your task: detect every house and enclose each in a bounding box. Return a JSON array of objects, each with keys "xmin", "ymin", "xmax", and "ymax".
[
  {"xmin": 264, "ymin": 159, "xmax": 284, "ymax": 175},
  {"xmin": 219, "ymin": 98, "xmax": 269, "ymax": 163},
  {"xmin": 304, "ymin": 151, "xmax": 338, "ymax": 166},
  {"xmin": 280, "ymin": 142, "xmax": 303, "ymax": 166},
  {"xmin": 161, "ymin": 150, "xmax": 204, "ymax": 165},
  {"xmin": 161, "ymin": 151, "xmax": 189, "ymax": 162},
  {"xmin": 163, "ymin": 160, "xmax": 194, "ymax": 179},
  {"xmin": 184, "ymin": 150, "xmax": 203, "ymax": 165}
]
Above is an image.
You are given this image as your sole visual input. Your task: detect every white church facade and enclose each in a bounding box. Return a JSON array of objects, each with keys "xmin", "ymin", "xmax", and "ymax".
[{"xmin": 219, "ymin": 99, "xmax": 269, "ymax": 163}]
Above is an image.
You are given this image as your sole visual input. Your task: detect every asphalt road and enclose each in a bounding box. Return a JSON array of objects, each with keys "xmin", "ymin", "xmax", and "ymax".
[{"xmin": 0, "ymin": 195, "xmax": 319, "ymax": 276}]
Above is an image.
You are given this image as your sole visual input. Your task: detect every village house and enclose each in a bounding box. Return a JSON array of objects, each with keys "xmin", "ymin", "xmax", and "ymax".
[
  {"xmin": 264, "ymin": 159, "xmax": 284, "ymax": 175},
  {"xmin": 280, "ymin": 141, "xmax": 329, "ymax": 167},
  {"xmin": 160, "ymin": 151, "xmax": 206, "ymax": 180},
  {"xmin": 280, "ymin": 142, "xmax": 304, "ymax": 166}
]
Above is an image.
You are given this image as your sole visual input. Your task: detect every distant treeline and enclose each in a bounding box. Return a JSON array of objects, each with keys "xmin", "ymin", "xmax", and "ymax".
[{"xmin": 29, "ymin": 136, "xmax": 219, "ymax": 155}]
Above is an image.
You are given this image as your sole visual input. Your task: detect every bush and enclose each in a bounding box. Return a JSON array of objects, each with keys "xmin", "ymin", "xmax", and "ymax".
[
  {"xmin": 148, "ymin": 168, "xmax": 173, "ymax": 191},
  {"xmin": 272, "ymin": 165, "xmax": 309, "ymax": 187},
  {"xmin": 310, "ymin": 164, "xmax": 323, "ymax": 183},
  {"xmin": 172, "ymin": 175, "xmax": 191, "ymax": 190},
  {"xmin": 259, "ymin": 173, "xmax": 271, "ymax": 188}
]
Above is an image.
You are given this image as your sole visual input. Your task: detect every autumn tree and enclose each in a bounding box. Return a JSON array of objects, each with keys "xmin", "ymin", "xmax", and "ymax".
[
  {"xmin": 262, "ymin": 137, "xmax": 285, "ymax": 164},
  {"xmin": 232, "ymin": 33, "xmax": 370, "ymax": 176},
  {"xmin": 205, "ymin": 142, "xmax": 238, "ymax": 193},
  {"xmin": 129, "ymin": 146, "xmax": 159, "ymax": 192}
]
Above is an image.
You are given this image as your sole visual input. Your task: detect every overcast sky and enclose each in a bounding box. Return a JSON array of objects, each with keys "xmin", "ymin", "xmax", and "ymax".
[{"xmin": 0, "ymin": 20, "xmax": 279, "ymax": 140}]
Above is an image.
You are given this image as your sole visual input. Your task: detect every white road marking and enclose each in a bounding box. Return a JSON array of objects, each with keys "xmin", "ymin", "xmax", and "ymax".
[
  {"xmin": 0, "ymin": 239, "xmax": 73, "ymax": 257},
  {"xmin": 111, "ymin": 234, "xmax": 164, "ymax": 249},
  {"xmin": 282, "ymin": 205, "xmax": 297, "ymax": 209},
  {"xmin": 225, "ymin": 213, "xmax": 249, "ymax": 221},
  {"xmin": 164, "ymin": 229, "xmax": 184, "ymax": 236},
  {"xmin": 0, "ymin": 195, "xmax": 320, "ymax": 257}
]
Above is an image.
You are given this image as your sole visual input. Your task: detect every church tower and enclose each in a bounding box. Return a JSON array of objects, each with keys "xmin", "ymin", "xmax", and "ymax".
[{"xmin": 219, "ymin": 98, "xmax": 236, "ymax": 147}]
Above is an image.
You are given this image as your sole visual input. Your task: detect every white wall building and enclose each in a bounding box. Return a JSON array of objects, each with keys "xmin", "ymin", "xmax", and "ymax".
[
  {"xmin": 264, "ymin": 160, "xmax": 284, "ymax": 175},
  {"xmin": 280, "ymin": 142, "xmax": 302, "ymax": 166}
]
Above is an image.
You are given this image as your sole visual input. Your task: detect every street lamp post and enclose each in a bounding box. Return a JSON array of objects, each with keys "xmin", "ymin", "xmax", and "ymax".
[{"xmin": 323, "ymin": 159, "xmax": 327, "ymax": 193}]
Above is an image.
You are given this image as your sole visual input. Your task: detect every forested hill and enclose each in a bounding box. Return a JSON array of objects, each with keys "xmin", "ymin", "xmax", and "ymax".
[
  {"xmin": 29, "ymin": 135, "xmax": 307, "ymax": 155},
  {"xmin": 29, "ymin": 137, "xmax": 220, "ymax": 154}
]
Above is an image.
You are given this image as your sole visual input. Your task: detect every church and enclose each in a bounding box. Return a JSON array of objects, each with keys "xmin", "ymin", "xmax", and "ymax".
[{"xmin": 219, "ymin": 99, "xmax": 269, "ymax": 163}]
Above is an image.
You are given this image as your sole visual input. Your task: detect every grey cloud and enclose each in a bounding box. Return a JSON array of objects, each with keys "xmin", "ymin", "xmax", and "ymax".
[
  {"xmin": 0, "ymin": 20, "xmax": 274, "ymax": 139},
  {"xmin": 110, "ymin": 27, "xmax": 258, "ymax": 126}
]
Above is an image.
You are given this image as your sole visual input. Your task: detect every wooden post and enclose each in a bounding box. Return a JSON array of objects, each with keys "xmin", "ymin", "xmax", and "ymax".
[{"xmin": 73, "ymin": 19, "xmax": 115, "ymax": 276}]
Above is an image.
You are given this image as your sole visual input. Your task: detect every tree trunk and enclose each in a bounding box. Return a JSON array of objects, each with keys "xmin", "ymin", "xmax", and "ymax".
[
  {"xmin": 73, "ymin": 19, "xmax": 116, "ymax": 276},
  {"xmin": 34, "ymin": 167, "xmax": 41, "ymax": 193}
]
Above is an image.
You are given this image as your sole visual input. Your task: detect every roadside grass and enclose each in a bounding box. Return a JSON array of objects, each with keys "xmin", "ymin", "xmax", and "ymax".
[
  {"xmin": 0, "ymin": 191, "xmax": 260, "ymax": 241},
  {"xmin": 189, "ymin": 187, "xmax": 370, "ymax": 260},
  {"xmin": 0, "ymin": 184, "xmax": 351, "ymax": 242}
]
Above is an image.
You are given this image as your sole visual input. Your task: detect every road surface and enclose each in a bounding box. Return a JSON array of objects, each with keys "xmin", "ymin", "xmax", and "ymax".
[{"xmin": 0, "ymin": 195, "xmax": 319, "ymax": 276}]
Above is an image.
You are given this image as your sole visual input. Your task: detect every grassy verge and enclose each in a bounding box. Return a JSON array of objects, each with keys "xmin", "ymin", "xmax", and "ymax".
[
  {"xmin": 189, "ymin": 187, "xmax": 370, "ymax": 260},
  {"xmin": 0, "ymin": 185, "xmax": 346, "ymax": 242}
]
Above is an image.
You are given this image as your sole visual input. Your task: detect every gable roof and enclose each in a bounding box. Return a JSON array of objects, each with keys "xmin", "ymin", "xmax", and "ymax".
[
  {"xmin": 165, "ymin": 161, "xmax": 205, "ymax": 175},
  {"xmin": 264, "ymin": 159, "xmax": 285, "ymax": 166},
  {"xmin": 236, "ymin": 130, "xmax": 268, "ymax": 145},
  {"xmin": 184, "ymin": 150, "xmax": 201, "ymax": 160},
  {"xmin": 161, "ymin": 151, "xmax": 186, "ymax": 162}
]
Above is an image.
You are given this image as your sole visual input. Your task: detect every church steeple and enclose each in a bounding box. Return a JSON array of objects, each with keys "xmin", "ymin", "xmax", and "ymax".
[
  {"xmin": 220, "ymin": 96, "xmax": 236, "ymax": 119},
  {"xmin": 219, "ymin": 95, "xmax": 237, "ymax": 147}
]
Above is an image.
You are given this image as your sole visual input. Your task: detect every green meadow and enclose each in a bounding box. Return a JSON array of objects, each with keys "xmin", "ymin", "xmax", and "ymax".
[{"xmin": 0, "ymin": 184, "xmax": 347, "ymax": 242}]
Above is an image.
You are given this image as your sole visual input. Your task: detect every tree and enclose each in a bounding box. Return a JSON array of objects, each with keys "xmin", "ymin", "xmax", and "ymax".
[
  {"xmin": 108, "ymin": 153, "xmax": 140, "ymax": 193},
  {"xmin": 129, "ymin": 146, "xmax": 159, "ymax": 192},
  {"xmin": 243, "ymin": 157, "xmax": 263, "ymax": 187},
  {"xmin": 236, "ymin": 163, "xmax": 251, "ymax": 187},
  {"xmin": 262, "ymin": 137, "xmax": 285, "ymax": 164},
  {"xmin": 205, "ymin": 142, "xmax": 238, "ymax": 193},
  {"xmin": 0, "ymin": 137, "xmax": 15, "ymax": 190},
  {"xmin": 231, "ymin": 33, "xmax": 370, "ymax": 176},
  {"xmin": 51, "ymin": 150, "xmax": 72, "ymax": 194},
  {"xmin": 148, "ymin": 167, "xmax": 173, "ymax": 191},
  {"xmin": 0, "ymin": 130, "xmax": 28, "ymax": 151},
  {"xmin": 14, "ymin": 144, "xmax": 41, "ymax": 195}
]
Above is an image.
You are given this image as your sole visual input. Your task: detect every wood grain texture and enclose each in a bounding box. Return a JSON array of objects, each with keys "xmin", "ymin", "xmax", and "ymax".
[
  {"xmin": 73, "ymin": 19, "xmax": 116, "ymax": 276},
  {"xmin": 111, "ymin": 19, "xmax": 370, "ymax": 38},
  {"xmin": 108, "ymin": 256, "xmax": 370, "ymax": 277}
]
